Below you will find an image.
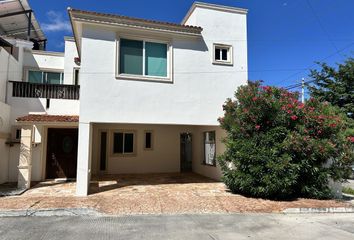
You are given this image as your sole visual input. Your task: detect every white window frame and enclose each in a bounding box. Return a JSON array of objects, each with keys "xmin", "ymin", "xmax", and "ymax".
[
  {"xmin": 110, "ymin": 130, "xmax": 137, "ymax": 157},
  {"xmin": 26, "ymin": 68, "xmax": 64, "ymax": 84},
  {"xmin": 115, "ymin": 34, "xmax": 173, "ymax": 83},
  {"xmin": 73, "ymin": 67, "xmax": 80, "ymax": 85},
  {"xmin": 203, "ymin": 131, "xmax": 216, "ymax": 166},
  {"xmin": 212, "ymin": 43, "xmax": 233, "ymax": 66}
]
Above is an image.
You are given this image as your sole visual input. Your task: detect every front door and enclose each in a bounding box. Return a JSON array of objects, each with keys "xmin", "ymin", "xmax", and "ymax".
[
  {"xmin": 46, "ymin": 128, "xmax": 78, "ymax": 179},
  {"xmin": 180, "ymin": 133, "xmax": 192, "ymax": 172}
]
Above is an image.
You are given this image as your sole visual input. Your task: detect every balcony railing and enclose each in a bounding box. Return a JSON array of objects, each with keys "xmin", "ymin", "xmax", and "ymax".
[{"xmin": 10, "ymin": 81, "xmax": 80, "ymax": 100}]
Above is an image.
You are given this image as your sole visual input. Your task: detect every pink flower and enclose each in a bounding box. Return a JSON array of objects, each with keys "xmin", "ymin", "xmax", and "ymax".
[
  {"xmin": 329, "ymin": 123, "xmax": 337, "ymax": 128},
  {"xmin": 297, "ymin": 103, "xmax": 304, "ymax": 109},
  {"xmin": 255, "ymin": 125, "xmax": 261, "ymax": 130},
  {"xmin": 290, "ymin": 115, "xmax": 298, "ymax": 121},
  {"xmin": 348, "ymin": 136, "xmax": 354, "ymax": 143},
  {"xmin": 262, "ymin": 86, "xmax": 272, "ymax": 92},
  {"xmin": 252, "ymin": 97, "xmax": 258, "ymax": 101}
]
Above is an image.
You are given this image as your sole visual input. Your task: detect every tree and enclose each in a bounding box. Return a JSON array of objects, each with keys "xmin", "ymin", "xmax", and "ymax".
[
  {"xmin": 308, "ymin": 58, "xmax": 354, "ymax": 118},
  {"xmin": 218, "ymin": 81, "xmax": 354, "ymax": 200}
]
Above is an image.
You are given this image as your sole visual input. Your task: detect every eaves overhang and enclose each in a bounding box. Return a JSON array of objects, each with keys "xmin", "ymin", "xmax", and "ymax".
[{"xmin": 68, "ymin": 7, "xmax": 203, "ymax": 57}]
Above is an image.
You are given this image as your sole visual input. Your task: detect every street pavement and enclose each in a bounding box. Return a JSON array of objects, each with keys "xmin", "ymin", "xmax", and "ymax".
[{"xmin": 0, "ymin": 213, "xmax": 354, "ymax": 239}]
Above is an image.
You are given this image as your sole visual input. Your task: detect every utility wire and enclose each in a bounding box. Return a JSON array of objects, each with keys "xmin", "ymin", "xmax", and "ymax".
[
  {"xmin": 305, "ymin": 0, "xmax": 342, "ymax": 56},
  {"xmin": 285, "ymin": 79, "xmax": 316, "ymax": 90},
  {"xmin": 272, "ymin": 41, "xmax": 354, "ymax": 86}
]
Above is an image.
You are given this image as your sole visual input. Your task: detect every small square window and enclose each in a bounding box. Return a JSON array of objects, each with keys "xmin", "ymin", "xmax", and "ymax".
[{"xmin": 213, "ymin": 44, "xmax": 233, "ymax": 65}]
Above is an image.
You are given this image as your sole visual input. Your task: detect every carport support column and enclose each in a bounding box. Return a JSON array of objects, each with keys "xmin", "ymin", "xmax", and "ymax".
[
  {"xmin": 76, "ymin": 122, "xmax": 92, "ymax": 196},
  {"xmin": 17, "ymin": 126, "xmax": 33, "ymax": 189}
]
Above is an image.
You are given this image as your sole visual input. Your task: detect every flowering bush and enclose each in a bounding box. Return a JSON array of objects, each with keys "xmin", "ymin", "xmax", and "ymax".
[{"xmin": 218, "ymin": 81, "xmax": 354, "ymax": 199}]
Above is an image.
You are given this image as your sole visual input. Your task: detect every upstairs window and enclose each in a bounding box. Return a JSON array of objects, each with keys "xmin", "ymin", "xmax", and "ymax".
[
  {"xmin": 28, "ymin": 70, "xmax": 63, "ymax": 84},
  {"xmin": 118, "ymin": 38, "xmax": 169, "ymax": 79},
  {"xmin": 213, "ymin": 44, "xmax": 233, "ymax": 65}
]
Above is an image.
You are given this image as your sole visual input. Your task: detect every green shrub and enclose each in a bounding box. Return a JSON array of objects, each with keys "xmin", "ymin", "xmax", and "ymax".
[
  {"xmin": 218, "ymin": 81, "xmax": 354, "ymax": 200},
  {"xmin": 343, "ymin": 187, "xmax": 354, "ymax": 195}
]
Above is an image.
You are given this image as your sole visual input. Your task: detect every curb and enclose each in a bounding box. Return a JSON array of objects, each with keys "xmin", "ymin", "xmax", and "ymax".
[
  {"xmin": 283, "ymin": 207, "xmax": 354, "ymax": 214},
  {"xmin": 0, "ymin": 208, "xmax": 103, "ymax": 217}
]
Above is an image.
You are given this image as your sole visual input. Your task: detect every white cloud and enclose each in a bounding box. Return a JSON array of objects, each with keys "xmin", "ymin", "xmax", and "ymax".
[{"xmin": 41, "ymin": 11, "xmax": 71, "ymax": 32}]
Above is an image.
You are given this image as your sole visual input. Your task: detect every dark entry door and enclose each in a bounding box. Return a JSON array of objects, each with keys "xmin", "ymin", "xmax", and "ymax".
[
  {"xmin": 46, "ymin": 128, "xmax": 78, "ymax": 179},
  {"xmin": 180, "ymin": 133, "xmax": 192, "ymax": 172}
]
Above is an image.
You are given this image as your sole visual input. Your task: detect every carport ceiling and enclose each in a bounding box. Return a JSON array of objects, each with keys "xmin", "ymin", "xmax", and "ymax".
[{"xmin": 0, "ymin": 0, "xmax": 46, "ymax": 42}]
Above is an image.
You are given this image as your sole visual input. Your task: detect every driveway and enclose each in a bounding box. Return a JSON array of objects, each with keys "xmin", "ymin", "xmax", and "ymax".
[
  {"xmin": 1, "ymin": 213, "xmax": 354, "ymax": 239},
  {"xmin": 0, "ymin": 173, "xmax": 351, "ymax": 215}
]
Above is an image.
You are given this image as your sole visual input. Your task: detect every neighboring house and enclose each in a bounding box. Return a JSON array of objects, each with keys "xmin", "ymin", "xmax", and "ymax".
[{"xmin": 0, "ymin": 1, "xmax": 248, "ymax": 196}]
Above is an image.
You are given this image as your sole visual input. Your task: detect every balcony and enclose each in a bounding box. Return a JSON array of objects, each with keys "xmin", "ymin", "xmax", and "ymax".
[{"xmin": 10, "ymin": 81, "xmax": 80, "ymax": 100}]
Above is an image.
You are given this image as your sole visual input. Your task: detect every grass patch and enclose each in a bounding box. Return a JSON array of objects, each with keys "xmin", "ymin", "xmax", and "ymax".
[{"xmin": 343, "ymin": 187, "xmax": 354, "ymax": 195}]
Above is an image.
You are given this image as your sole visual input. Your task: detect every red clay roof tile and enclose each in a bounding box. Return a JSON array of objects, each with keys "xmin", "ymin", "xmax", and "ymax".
[
  {"xmin": 68, "ymin": 8, "xmax": 203, "ymax": 34},
  {"xmin": 16, "ymin": 114, "xmax": 79, "ymax": 123}
]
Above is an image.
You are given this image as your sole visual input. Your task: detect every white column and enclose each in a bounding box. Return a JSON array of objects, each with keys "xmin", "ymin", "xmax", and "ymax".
[
  {"xmin": 76, "ymin": 122, "xmax": 92, "ymax": 196},
  {"xmin": 17, "ymin": 45, "xmax": 24, "ymax": 81},
  {"xmin": 17, "ymin": 126, "xmax": 33, "ymax": 189}
]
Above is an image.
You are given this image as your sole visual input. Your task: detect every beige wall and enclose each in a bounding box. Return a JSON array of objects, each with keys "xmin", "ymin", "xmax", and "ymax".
[
  {"xmin": 91, "ymin": 123, "xmax": 224, "ymax": 180},
  {"xmin": 0, "ymin": 138, "xmax": 10, "ymax": 183},
  {"xmin": 92, "ymin": 123, "xmax": 195, "ymax": 175},
  {"xmin": 8, "ymin": 124, "xmax": 78, "ymax": 182},
  {"xmin": 7, "ymin": 123, "xmax": 226, "ymax": 183}
]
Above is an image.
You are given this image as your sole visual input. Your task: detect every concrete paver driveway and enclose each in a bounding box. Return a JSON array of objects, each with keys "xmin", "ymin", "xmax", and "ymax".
[
  {"xmin": 0, "ymin": 213, "xmax": 354, "ymax": 240},
  {"xmin": 0, "ymin": 173, "xmax": 351, "ymax": 215}
]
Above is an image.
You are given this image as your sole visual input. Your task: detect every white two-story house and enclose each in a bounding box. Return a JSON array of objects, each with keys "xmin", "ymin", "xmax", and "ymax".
[{"xmin": 0, "ymin": 1, "xmax": 248, "ymax": 196}]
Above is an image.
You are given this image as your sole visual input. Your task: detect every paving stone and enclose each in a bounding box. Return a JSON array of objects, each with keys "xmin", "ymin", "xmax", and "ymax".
[{"xmin": 0, "ymin": 173, "xmax": 352, "ymax": 215}]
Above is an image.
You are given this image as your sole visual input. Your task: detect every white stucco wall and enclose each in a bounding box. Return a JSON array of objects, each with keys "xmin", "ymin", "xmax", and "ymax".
[
  {"xmin": 0, "ymin": 48, "xmax": 14, "ymax": 183},
  {"xmin": 4, "ymin": 47, "xmax": 79, "ymax": 183},
  {"xmin": 0, "ymin": 138, "xmax": 10, "ymax": 184},
  {"xmin": 77, "ymin": 7, "xmax": 247, "ymax": 126},
  {"xmin": 64, "ymin": 38, "xmax": 80, "ymax": 85},
  {"xmin": 0, "ymin": 48, "xmax": 10, "ymax": 103},
  {"xmin": 7, "ymin": 48, "xmax": 80, "ymax": 124},
  {"xmin": 23, "ymin": 50, "xmax": 64, "ymax": 74}
]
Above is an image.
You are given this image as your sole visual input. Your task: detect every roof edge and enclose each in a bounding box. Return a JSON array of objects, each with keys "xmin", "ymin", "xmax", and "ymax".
[
  {"xmin": 31, "ymin": 50, "xmax": 64, "ymax": 57},
  {"xmin": 68, "ymin": 8, "xmax": 203, "ymax": 35},
  {"xmin": 182, "ymin": 1, "xmax": 248, "ymax": 25}
]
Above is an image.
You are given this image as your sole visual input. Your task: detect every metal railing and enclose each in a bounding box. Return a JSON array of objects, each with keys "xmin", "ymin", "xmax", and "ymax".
[{"xmin": 10, "ymin": 81, "xmax": 80, "ymax": 100}]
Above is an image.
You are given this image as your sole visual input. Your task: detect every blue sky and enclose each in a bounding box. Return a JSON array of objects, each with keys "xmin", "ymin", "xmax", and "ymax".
[{"xmin": 30, "ymin": 0, "xmax": 354, "ymax": 89}]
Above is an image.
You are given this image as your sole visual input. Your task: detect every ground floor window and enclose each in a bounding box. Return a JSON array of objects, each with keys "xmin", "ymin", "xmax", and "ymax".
[
  {"xmin": 112, "ymin": 131, "xmax": 135, "ymax": 155},
  {"xmin": 144, "ymin": 131, "xmax": 153, "ymax": 150},
  {"xmin": 204, "ymin": 131, "xmax": 216, "ymax": 166},
  {"xmin": 100, "ymin": 131, "xmax": 107, "ymax": 171}
]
